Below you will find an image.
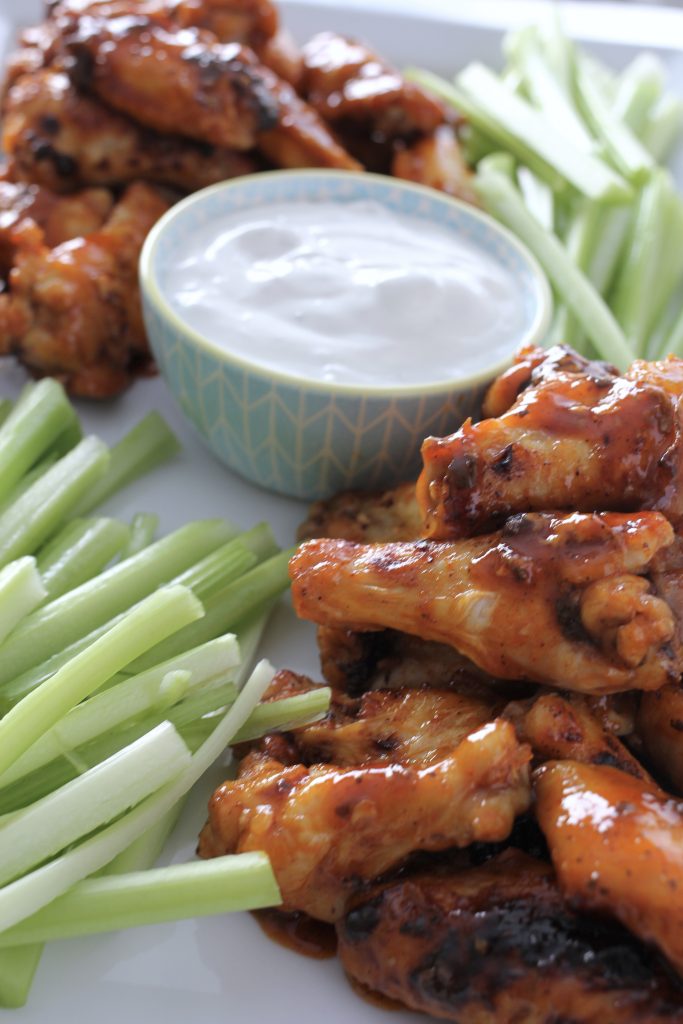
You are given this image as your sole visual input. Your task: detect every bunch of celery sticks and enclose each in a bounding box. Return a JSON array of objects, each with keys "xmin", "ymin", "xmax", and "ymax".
[
  {"xmin": 0, "ymin": 377, "xmax": 329, "ymax": 1007},
  {"xmin": 410, "ymin": 15, "xmax": 683, "ymax": 368}
]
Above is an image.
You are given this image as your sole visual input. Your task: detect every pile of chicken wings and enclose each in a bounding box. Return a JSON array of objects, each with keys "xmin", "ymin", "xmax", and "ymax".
[
  {"xmin": 0, "ymin": 0, "xmax": 475, "ymax": 397},
  {"xmin": 200, "ymin": 345, "xmax": 683, "ymax": 1022}
]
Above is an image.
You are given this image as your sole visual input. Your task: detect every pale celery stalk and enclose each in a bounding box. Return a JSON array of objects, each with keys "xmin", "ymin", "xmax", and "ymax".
[
  {"xmin": 0, "ymin": 453, "xmax": 59, "ymax": 517},
  {"xmin": 659, "ymin": 301, "xmax": 683, "ymax": 359},
  {"xmin": 0, "ymin": 944, "xmax": 42, "ymax": 1008},
  {"xmin": 37, "ymin": 518, "xmax": 131, "ymax": 600},
  {"xmin": 613, "ymin": 53, "xmax": 664, "ymax": 134},
  {"xmin": 231, "ymin": 687, "xmax": 332, "ymax": 743},
  {"xmin": 0, "ymin": 519, "xmax": 233, "ymax": 689},
  {"xmin": 0, "ymin": 636, "xmax": 239, "ymax": 788},
  {"xmin": 475, "ymin": 158, "xmax": 632, "ymax": 367},
  {"xmin": 121, "ymin": 513, "xmax": 159, "ymax": 559},
  {"xmin": 0, "ymin": 585, "xmax": 203, "ymax": 777},
  {"xmin": 0, "ymin": 660, "xmax": 275, "ymax": 931},
  {"xmin": 456, "ymin": 63, "xmax": 632, "ymax": 201},
  {"xmin": 0, "ymin": 558, "xmax": 46, "ymax": 645},
  {"xmin": 104, "ymin": 802, "xmax": 184, "ymax": 875},
  {"xmin": 127, "ymin": 549, "xmax": 293, "ymax": 672},
  {"xmin": 517, "ymin": 167, "xmax": 554, "ymax": 231},
  {"xmin": 0, "ymin": 436, "xmax": 109, "ymax": 568},
  {"xmin": 71, "ymin": 412, "xmax": 180, "ymax": 516},
  {"xmin": 642, "ymin": 94, "xmax": 683, "ymax": 162},
  {"xmin": 0, "ymin": 399, "xmax": 13, "ymax": 428},
  {"xmin": 0, "ymin": 723, "xmax": 191, "ymax": 888},
  {"xmin": 574, "ymin": 58, "xmax": 654, "ymax": 183},
  {"xmin": 0, "ymin": 380, "xmax": 78, "ymax": 506},
  {"xmin": 0, "ymin": 854, "xmax": 280, "ymax": 946}
]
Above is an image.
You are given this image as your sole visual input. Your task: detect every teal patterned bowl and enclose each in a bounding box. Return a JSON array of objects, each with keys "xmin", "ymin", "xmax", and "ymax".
[{"xmin": 140, "ymin": 170, "xmax": 551, "ymax": 501}]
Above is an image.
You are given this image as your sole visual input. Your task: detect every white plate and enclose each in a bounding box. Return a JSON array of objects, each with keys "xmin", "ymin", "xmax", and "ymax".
[{"xmin": 1, "ymin": 2, "xmax": 683, "ymax": 1021}]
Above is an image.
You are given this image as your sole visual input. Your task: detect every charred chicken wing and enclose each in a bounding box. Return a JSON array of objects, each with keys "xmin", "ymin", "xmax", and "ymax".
[
  {"xmin": 290, "ymin": 512, "xmax": 681, "ymax": 695},
  {"xmin": 0, "ymin": 180, "xmax": 168, "ymax": 397},
  {"xmin": 337, "ymin": 849, "xmax": 683, "ymax": 1023}
]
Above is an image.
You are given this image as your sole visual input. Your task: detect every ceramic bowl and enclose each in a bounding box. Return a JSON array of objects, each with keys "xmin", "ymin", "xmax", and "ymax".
[{"xmin": 140, "ymin": 170, "xmax": 551, "ymax": 501}]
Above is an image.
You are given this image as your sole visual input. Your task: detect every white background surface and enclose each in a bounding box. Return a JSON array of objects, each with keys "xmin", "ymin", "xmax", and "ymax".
[{"xmin": 0, "ymin": 1, "xmax": 682, "ymax": 1021}]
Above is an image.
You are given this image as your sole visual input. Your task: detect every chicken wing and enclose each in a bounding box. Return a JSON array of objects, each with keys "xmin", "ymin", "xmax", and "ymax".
[
  {"xmin": 418, "ymin": 348, "xmax": 683, "ymax": 540},
  {"xmin": 301, "ymin": 31, "xmax": 444, "ymax": 139},
  {"xmin": 637, "ymin": 684, "xmax": 683, "ymax": 793},
  {"xmin": 2, "ymin": 69, "xmax": 261, "ymax": 192},
  {"xmin": 0, "ymin": 180, "xmax": 168, "ymax": 397},
  {"xmin": 536, "ymin": 759, "xmax": 683, "ymax": 976},
  {"xmin": 289, "ymin": 511, "xmax": 681, "ymax": 694},
  {"xmin": 392, "ymin": 124, "xmax": 478, "ymax": 204},
  {"xmin": 337, "ymin": 849, "xmax": 683, "ymax": 1023},
  {"xmin": 61, "ymin": 15, "xmax": 279, "ymax": 149},
  {"xmin": 0, "ymin": 179, "xmax": 113, "ymax": 278},
  {"xmin": 298, "ymin": 480, "xmax": 421, "ymax": 543},
  {"xmin": 198, "ymin": 715, "xmax": 531, "ymax": 921}
]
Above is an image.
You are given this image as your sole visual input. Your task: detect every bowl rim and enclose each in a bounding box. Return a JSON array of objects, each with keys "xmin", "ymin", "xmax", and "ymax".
[{"xmin": 140, "ymin": 168, "xmax": 553, "ymax": 398}]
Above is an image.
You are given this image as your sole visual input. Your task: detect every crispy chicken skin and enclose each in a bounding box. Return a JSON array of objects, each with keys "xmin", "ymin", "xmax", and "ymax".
[
  {"xmin": 0, "ymin": 179, "xmax": 113, "ymax": 277},
  {"xmin": 638, "ymin": 684, "xmax": 683, "ymax": 793},
  {"xmin": 61, "ymin": 15, "xmax": 279, "ymax": 150},
  {"xmin": 301, "ymin": 31, "xmax": 444, "ymax": 138},
  {"xmin": 199, "ymin": 715, "xmax": 531, "ymax": 921},
  {"xmin": 536, "ymin": 759, "xmax": 683, "ymax": 976},
  {"xmin": 290, "ymin": 512, "xmax": 680, "ymax": 695},
  {"xmin": 337, "ymin": 849, "xmax": 683, "ymax": 1024},
  {"xmin": 0, "ymin": 180, "xmax": 168, "ymax": 397},
  {"xmin": 418, "ymin": 347, "xmax": 683, "ymax": 540},
  {"xmin": 508, "ymin": 691, "xmax": 652, "ymax": 781},
  {"xmin": 298, "ymin": 480, "xmax": 421, "ymax": 543},
  {"xmin": 2, "ymin": 69, "xmax": 261, "ymax": 193},
  {"xmin": 392, "ymin": 124, "xmax": 479, "ymax": 204}
]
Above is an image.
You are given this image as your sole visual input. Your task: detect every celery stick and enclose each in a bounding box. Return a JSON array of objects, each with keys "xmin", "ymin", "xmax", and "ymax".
[
  {"xmin": 0, "ymin": 520, "xmax": 233, "ymax": 688},
  {"xmin": 0, "ymin": 436, "xmax": 109, "ymax": 568},
  {"xmin": 0, "ymin": 636, "xmax": 239, "ymax": 788},
  {"xmin": 0, "ymin": 558, "xmax": 46, "ymax": 644},
  {"xmin": 0, "ymin": 453, "xmax": 59, "ymax": 516},
  {"xmin": 48, "ymin": 415, "xmax": 82, "ymax": 459},
  {"xmin": 0, "ymin": 854, "xmax": 279, "ymax": 946},
  {"xmin": 127, "ymin": 549, "xmax": 293, "ymax": 672},
  {"xmin": 37, "ymin": 518, "xmax": 131, "ymax": 600},
  {"xmin": 0, "ymin": 660, "xmax": 275, "ymax": 930},
  {"xmin": 0, "ymin": 585, "xmax": 203, "ymax": 777},
  {"xmin": 0, "ymin": 380, "xmax": 78, "ymax": 506},
  {"xmin": 585, "ymin": 206, "xmax": 633, "ymax": 296},
  {"xmin": 517, "ymin": 168, "xmax": 554, "ymax": 231},
  {"xmin": 660, "ymin": 301, "xmax": 683, "ymax": 359},
  {"xmin": 71, "ymin": 412, "xmax": 180, "ymax": 516},
  {"xmin": 642, "ymin": 94, "xmax": 683, "ymax": 162},
  {"xmin": 539, "ymin": 7, "xmax": 574, "ymax": 92},
  {"xmin": 0, "ymin": 399, "xmax": 13, "ymax": 429},
  {"xmin": 0, "ymin": 944, "xmax": 42, "ymax": 1007},
  {"xmin": 507, "ymin": 28, "xmax": 593, "ymax": 150},
  {"xmin": 613, "ymin": 53, "xmax": 663, "ymax": 134},
  {"xmin": 172, "ymin": 523, "xmax": 275, "ymax": 600},
  {"xmin": 231, "ymin": 688, "xmax": 332, "ymax": 743},
  {"xmin": 104, "ymin": 802, "xmax": 183, "ymax": 875},
  {"xmin": 574, "ymin": 58, "xmax": 654, "ymax": 184},
  {"xmin": 121, "ymin": 513, "xmax": 159, "ymax": 559},
  {"xmin": 475, "ymin": 161, "xmax": 632, "ymax": 367},
  {"xmin": 456, "ymin": 63, "xmax": 632, "ymax": 202},
  {"xmin": 610, "ymin": 169, "xmax": 679, "ymax": 354},
  {"xmin": 0, "ymin": 723, "xmax": 191, "ymax": 888}
]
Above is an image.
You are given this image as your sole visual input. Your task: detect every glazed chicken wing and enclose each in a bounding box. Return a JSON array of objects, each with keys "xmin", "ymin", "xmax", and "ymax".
[
  {"xmin": 2, "ymin": 69, "xmax": 260, "ymax": 193},
  {"xmin": 62, "ymin": 15, "xmax": 279, "ymax": 149},
  {"xmin": 337, "ymin": 849, "xmax": 683, "ymax": 1023},
  {"xmin": 301, "ymin": 31, "xmax": 444, "ymax": 139},
  {"xmin": 298, "ymin": 479, "xmax": 421, "ymax": 543},
  {"xmin": 0, "ymin": 180, "xmax": 168, "ymax": 397},
  {"xmin": 536, "ymin": 760, "xmax": 683, "ymax": 975},
  {"xmin": 199, "ymin": 714, "xmax": 530, "ymax": 921},
  {"xmin": 392, "ymin": 124, "xmax": 478, "ymax": 204},
  {"xmin": 0, "ymin": 179, "xmax": 113, "ymax": 277},
  {"xmin": 290, "ymin": 511, "xmax": 681, "ymax": 694},
  {"xmin": 637, "ymin": 684, "xmax": 683, "ymax": 793},
  {"xmin": 418, "ymin": 346, "xmax": 683, "ymax": 540}
]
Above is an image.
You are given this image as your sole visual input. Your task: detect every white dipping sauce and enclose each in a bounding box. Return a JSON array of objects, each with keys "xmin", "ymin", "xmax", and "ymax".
[{"xmin": 167, "ymin": 200, "xmax": 525, "ymax": 387}]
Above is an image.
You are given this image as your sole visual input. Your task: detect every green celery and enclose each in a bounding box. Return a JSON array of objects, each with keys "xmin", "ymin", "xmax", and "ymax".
[
  {"xmin": 0, "ymin": 585, "xmax": 203, "ymax": 777},
  {"xmin": 0, "ymin": 380, "xmax": 78, "ymax": 506},
  {"xmin": 37, "ymin": 518, "xmax": 131, "ymax": 600},
  {"xmin": 642, "ymin": 94, "xmax": 683, "ymax": 162},
  {"xmin": 127, "ymin": 549, "xmax": 293, "ymax": 672},
  {"xmin": 231, "ymin": 687, "xmax": 332, "ymax": 743},
  {"xmin": 0, "ymin": 944, "xmax": 42, "ymax": 1007},
  {"xmin": 475, "ymin": 158, "xmax": 632, "ymax": 367},
  {"xmin": 613, "ymin": 53, "xmax": 664, "ymax": 134},
  {"xmin": 71, "ymin": 412, "xmax": 180, "ymax": 516},
  {"xmin": 0, "ymin": 399, "xmax": 13, "ymax": 428},
  {"xmin": 0, "ymin": 453, "xmax": 59, "ymax": 516},
  {"xmin": 0, "ymin": 558, "xmax": 46, "ymax": 645},
  {"xmin": 0, "ymin": 436, "xmax": 109, "ymax": 569},
  {"xmin": 0, "ymin": 854, "xmax": 280, "ymax": 946},
  {"xmin": 0, "ymin": 519, "xmax": 234, "ymax": 689},
  {"xmin": 121, "ymin": 513, "xmax": 159, "ymax": 559},
  {"xmin": 0, "ymin": 723, "xmax": 191, "ymax": 888},
  {"xmin": 0, "ymin": 660, "xmax": 275, "ymax": 930}
]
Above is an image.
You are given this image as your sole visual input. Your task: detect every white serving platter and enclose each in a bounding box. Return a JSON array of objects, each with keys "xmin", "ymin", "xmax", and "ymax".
[{"xmin": 0, "ymin": 1, "xmax": 682, "ymax": 1021}]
